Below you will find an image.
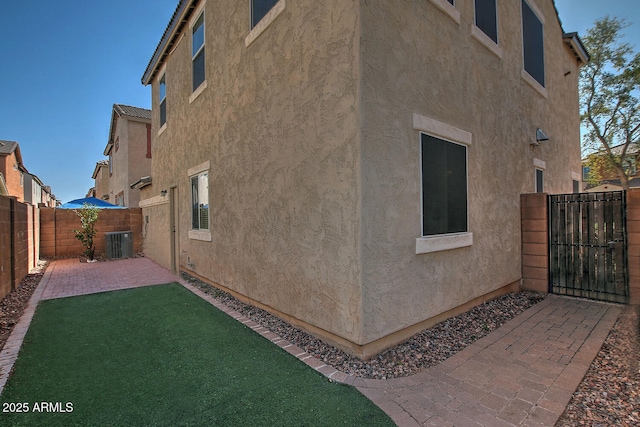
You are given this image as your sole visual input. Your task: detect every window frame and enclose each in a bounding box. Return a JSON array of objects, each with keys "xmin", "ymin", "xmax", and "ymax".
[
  {"xmin": 191, "ymin": 11, "xmax": 206, "ymax": 93},
  {"xmin": 474, "ymin": 0, "xmax": 498, "ymax": 44},
  {"xmin": 159, "ymin": 73, "xmax": 167, "ymax": 128},
  {"xmin": 535, "ymin": 168, "xmax": 544, "ymax": 193},
  {"xmin": 188, "ymin": 161, "xmax": 212, "ymax": 241},
  {"xmin": 245, "ymin": 0, "xmax": 285, "ymax": 47},
  {"xmin": 521, "ymin": 0, "xmax": 545, "ymax": 89},
  {"xmin": 413, "ymin": 113, "xmax": 473, "ymax": 254}
]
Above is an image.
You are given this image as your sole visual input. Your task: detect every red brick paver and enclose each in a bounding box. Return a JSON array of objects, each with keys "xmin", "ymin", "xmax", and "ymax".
[{"xmin": 0, "ymin": 258, "xmax": 622, "ymax": 427}]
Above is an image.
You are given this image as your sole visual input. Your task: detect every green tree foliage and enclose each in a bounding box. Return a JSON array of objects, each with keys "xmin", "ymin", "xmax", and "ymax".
[
  {"xmin": 73, "ymin": 204, "xmax": 100, "ymax": 260},
  {"xmin": 581, "ymin": 16, "xmax": 640, "ymax": 189}
]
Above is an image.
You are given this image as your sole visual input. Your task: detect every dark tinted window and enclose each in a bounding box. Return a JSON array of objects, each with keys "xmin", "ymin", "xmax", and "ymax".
[
  {"xmin": 192, "ymin": 13, "xmax": 205, "ymax": 91},
  {"xmin": 252, "ymin": 0, "xmax": 279, "ymax": 28},
  {"xmin": 522, "ymin": 0, "xmax": 545, "ymax": 86},
  {"xmin": 159, "ymin": 75, "xmax": 166, "ymax": 126},
  {"xmin": 422, "ymin": 134, "xmax": 468, "ymax": 236},
  {"xmin": 475, "ymin": 0, "xmax": 497, "ymax": 44},
  {"xmin": 536, "ymin": 169, "xmax": 544, "ymax": 193}
]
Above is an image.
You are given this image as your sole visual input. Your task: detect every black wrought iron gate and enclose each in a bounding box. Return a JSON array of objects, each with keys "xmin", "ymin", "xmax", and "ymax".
[{"xmin": 549, "ymin": 191, "xmax": 629, "ymax": 304}]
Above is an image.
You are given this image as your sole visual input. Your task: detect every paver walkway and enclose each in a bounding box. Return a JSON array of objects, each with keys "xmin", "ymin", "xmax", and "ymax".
[{"xmin": 0, "ymin": 258, "xmax": 622, "ymax": 427}]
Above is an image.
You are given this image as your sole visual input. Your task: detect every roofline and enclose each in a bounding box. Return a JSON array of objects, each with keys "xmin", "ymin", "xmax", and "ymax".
[
  {"xmin": 92, "ymin": 160, "xmax": 109, "ymax": 179},
  {"xmin": 141, "ymin": 0, "xmax": 199, "ymax": 86},
  {"xmin": 104, "ymin": 104, "xmax": 151, "ymax": 155},
  {"xmin": 563, "ymin": 32, "xmax": 590, "ymax": 65}
]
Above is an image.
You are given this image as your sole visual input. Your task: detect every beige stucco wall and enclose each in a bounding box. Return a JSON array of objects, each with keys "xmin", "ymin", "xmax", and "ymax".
[
  {"xmin": 139, "ymin": 192, "xmax": 172, "ymax": 270},
  {"xmin": 145, "ymin": 0, "xmax": 364, "ymax": 344},
  {"xmin": 142, "ymin": 0, "xmax": 582, "ymax": 356},
  {"xmin": 109, "ymin": 117, "xmax": 151, "ymax": 207},
  {"xmin": 358, "ymin": 0, "xmax": 582, "ymax": 344}
]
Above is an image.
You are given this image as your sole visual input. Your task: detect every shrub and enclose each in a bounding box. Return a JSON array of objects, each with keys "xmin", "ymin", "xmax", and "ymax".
[{"xmin": 73, "ymin": 204, "xmax": 100, "ymax": 260}]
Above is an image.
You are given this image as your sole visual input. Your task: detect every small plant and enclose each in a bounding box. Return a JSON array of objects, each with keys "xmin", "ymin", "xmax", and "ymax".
[{"xmin": 73, "ymin": 203, "xmax": 100, "ymax": 261}]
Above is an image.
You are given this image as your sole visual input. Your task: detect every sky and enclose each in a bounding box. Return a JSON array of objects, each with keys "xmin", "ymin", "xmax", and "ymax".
[{"xmin": 1, "ymin": 1, "xmax": 639, "ymax": 204}]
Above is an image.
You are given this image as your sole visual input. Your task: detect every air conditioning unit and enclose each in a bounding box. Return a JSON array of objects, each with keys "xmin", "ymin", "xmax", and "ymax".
[{"xmin": 105, "ymin": 231, "xmax": 133, "ymax": 260}]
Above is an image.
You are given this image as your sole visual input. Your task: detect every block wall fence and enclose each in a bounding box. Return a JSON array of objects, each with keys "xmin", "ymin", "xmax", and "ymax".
[
  {"xmin": 521, "ymin": 190, "xmax": 640, "ymax": 305},
  {"xmin": 0, "ymin": 196, "xmax": 39, "ymax": 300},
  {"xmin": 39, "ymin": 208, "xmax": 143, "ymax": 258}
]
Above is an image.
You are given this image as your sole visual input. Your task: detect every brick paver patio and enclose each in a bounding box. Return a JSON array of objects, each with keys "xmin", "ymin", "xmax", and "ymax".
[{"xmin": 0, "ymin": 258, "xmax": 622, "ymax": 426}]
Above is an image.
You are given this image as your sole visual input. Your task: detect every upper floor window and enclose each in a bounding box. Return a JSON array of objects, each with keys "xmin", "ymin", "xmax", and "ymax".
[
  {"xmin": 159, "ymin": 74, "xmax": 167, "ymax": 127},
  {"xmin": 582, "ymin": 166, "xmax": 591, "ymax": 181},
  {"xmin": 446, "ymin": 0, "xmax": 454, "ymax": 4},
  {"xmin": 252, "ymin": 0, "xmax": 279, "ymax": 29},
  {"xmin": 522, "ymin": 0, "xmax": 545, "ymax": 87},
  {"xmin": 474, "ymin": 0, "xmax": 498, "ymax": 44},
  {"xmin": 421, "ymin": 133, "xmax": 468, "ymax": 236},
  {"xmin": 192, "ymin": 12, "xmax": 205, "ymax": 92}
]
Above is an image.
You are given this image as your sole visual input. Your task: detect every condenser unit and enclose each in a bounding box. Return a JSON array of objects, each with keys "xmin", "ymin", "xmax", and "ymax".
[{"xmin": 105, "ymin": 231, "xmax": 133, "ymax": 260}]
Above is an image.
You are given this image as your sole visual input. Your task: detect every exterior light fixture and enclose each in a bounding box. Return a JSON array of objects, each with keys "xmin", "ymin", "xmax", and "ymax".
[{"xmin": 160, "ymin": 190, "xmax": 168, "ymax": 197}]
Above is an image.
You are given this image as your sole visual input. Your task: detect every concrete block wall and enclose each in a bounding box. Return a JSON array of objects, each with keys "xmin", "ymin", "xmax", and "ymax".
[
  {"xmin": 39, "ymin": 208, "xmax": 143, "ymax": 258},
  {"xmin": 521, "ymin": 193, "xmax": 549, "ymax": 293},
  {"xmin": 0, "ymin": 196, "xmax": 38, "ymax": 300},
  {"xmin": 627, "ymin": 189, "xmax": 640, "ymax": 304}
]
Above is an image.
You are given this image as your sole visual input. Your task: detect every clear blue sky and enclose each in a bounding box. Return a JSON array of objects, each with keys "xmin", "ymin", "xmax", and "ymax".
[{"xmin": 0, "ymin": 1, "xmax": 639, "ymax": 203}]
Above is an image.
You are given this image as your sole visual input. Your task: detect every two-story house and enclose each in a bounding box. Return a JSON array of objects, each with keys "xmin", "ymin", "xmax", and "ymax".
[
  {"xmin": 101, "ymin": 104, "xmax": 152, "ymax": 207},
  {"xmin": 0, "ymin": 140, "xmax": 28, "ymax": 203},
  {"xmin": 139, "ymin": 0, "xmax": 587, "ymax": 358},
  {"xmin": 91, "ymin": 160, "xmax": 111, "ymax": 201}
]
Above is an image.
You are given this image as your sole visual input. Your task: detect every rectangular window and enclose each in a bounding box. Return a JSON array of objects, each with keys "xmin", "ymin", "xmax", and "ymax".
[
  {"xmin": 252, "ymin": 0, "xmax": 279, "ymax": 28},
  {"xmin": 522, "ymin": 0, "xmax": 545, "ymax": 87},
  {"xmin": 447, "ymin": 0, "xmax": 454, "ymax": 4},
  {"xmin": 582, "ymin": 166, "xmax": 590, "ymax": 181},
  {"xmin": 421, "ymin": 133, "xmax": 468, "ymax": 236},
  {"xmin": 159, "ymin": 74, "xmax": 167, "ymax": 127},
  {"xmin": 536, "ymin": 169, "xmax": 544, "ymax": 193},
  {"xmin": 192, "ymin": 13, "xmax": 205, "ymax": 92},
  {"xmin": 109, "ymin": 154, "xmax": 113, "ymax": 176},
  {"xmin": 191, "ymin": 172, "xmax": 209, "ymax": 230},
  {"xmin": 475, "ymin": 0, "xmax": 497, "ymax": 44}
]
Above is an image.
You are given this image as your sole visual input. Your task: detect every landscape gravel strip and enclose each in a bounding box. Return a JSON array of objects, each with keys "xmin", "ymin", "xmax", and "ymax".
[{"xmin": 182, "ymin": 273, "xmax": 546, "ymax": 379}]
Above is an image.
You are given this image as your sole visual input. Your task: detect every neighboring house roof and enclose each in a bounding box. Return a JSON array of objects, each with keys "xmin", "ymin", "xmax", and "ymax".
[
  {"xmin": 130, "ymin": 176, "xmax": 152, "ymax": 190},
  {"xmin": 563, "ymin": 32, "xmax": 590, "ymax": 65},
  {"xmin": 104, "ymin": 104, "xmax": 151, "ymax": 156},
  {"xmin": 0, "ymin": 140, "xmax": 28, "ymax": 172},
  {"xmin": 92, "ymin": 159, "xmax": 109, "ymax": 179}
]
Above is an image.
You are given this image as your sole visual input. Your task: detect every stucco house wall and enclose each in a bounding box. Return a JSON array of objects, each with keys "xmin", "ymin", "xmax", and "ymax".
[
  {"xmin": 357, "ymin": 0, "xmax": 583, "ymax": 348},
  {"xmin": 92, "ymin": 161, "xmax": 110, "ymax": 201},
  {"xmin": 140, "ymin": 0, "xmax": 584, "ymax": 357}
]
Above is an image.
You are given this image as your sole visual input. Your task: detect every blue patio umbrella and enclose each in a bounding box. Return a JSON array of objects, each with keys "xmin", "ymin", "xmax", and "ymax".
[{"xmin": 58, "ymin": 197, "xmax": 125, "ymax": 209}]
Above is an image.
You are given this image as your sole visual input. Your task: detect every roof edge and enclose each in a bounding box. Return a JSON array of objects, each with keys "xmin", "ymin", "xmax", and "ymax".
[
  {"xmin": 142, "ymin": 0, "xmax": 198, "ymax": 86},
  {"xmin": 563, "ymin": 32, "xmax": 590, "ymax": 65}
]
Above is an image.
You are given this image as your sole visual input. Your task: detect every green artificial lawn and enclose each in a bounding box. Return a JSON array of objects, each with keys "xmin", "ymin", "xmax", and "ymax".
[{"xmin": 0, "ymin": 283, "xmax": 394, "ymax": 426}]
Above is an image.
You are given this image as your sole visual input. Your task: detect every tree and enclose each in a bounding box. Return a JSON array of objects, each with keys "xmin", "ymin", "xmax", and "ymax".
[
  {"xmin": 581, "ymin": 16, "xmax": 640, "ymax": 190},
  {"xmin": 73, "ymin": 203, "xmax": 100, "ymax": 261}
]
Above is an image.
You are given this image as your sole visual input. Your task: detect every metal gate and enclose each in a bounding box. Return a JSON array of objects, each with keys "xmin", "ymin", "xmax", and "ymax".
[{"xmin": 549, "ymin": 191, "xmax": 629, "ymax": 303}]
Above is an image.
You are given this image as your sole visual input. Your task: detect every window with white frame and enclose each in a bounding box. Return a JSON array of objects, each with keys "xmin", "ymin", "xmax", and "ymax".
[
  {"xmin": 421, "ymin": 133, "xmax": 468, "ymax": 236},
  {"xmin": 159, "ymin": 74, "xmax": 167, "ymax": 127},
  {"xmin": 474, "ymin": 0, "xmax": 498, "ymax": 44},
  {"xmin": 522, "ymin": 0, "xmax": 545, "ymax": 87},
  {"xmin": 192, "ymin": 12, "xmax": 205, "ymax": 92},
  {"xmin": 252, "ymin": 0, "xmax": 279, "ymax": 28},
  {"xmin": 191, "ymin": 171, "xmax": 209, "ymax": 230}
]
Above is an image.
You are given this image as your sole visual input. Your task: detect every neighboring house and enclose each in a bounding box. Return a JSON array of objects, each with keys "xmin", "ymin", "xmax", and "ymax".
[
  {"xmin": 582, "ymin": 144, "xmax": 640, "ymax": 192},
  {"xmin": 102, "ymin": 104, "xmax": 152, "ymax": 207},
  {"xmin": 139, "ymin": 0, "xmax": 587, "ymax": 358},
  {"xmin": 23, "ymin": 173, "xmax": 44, "ymax": 206},
  {"xmin": 0, "ymin": 140, "xmax": 28, "ymax": 203},
  {"xmin": 41, "ymin": 185, "xmax": 57, "ymax": 207},
  {"xmin": 91, "ymin": 159, "xmax": 111, "ymax": 200}
]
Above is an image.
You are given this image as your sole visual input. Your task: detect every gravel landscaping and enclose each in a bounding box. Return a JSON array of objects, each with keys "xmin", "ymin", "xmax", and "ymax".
[{"xmin": 1, "ymin": 262, "xmax": 638, "ymax": 426}]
